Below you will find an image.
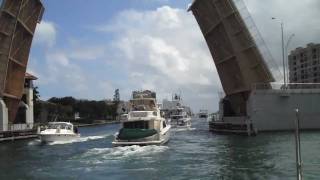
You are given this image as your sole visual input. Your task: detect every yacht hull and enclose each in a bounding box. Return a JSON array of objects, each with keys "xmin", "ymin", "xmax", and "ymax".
[
  {"xmin": 112, "ymin": 127, "xmax": 170, "ymax": 147},
  {"xmin": 39, "ymin": 134, "xmax": 80, "ymax": 143}
]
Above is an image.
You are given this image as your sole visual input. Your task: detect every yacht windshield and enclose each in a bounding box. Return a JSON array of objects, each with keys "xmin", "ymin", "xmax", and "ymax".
[
  {"xmin": 48, "ymin": 123, "xmax": 72, "ymax": 130},
  {"xmin": 123, "ymin": 121, "xmax": 149, "ymax": 129},
  {"xmin": 130, "ymin": 99, "xmax": 157, "ymax": 111}
]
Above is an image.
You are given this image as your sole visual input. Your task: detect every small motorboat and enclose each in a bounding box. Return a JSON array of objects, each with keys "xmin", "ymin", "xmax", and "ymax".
[{"xmin": 38, "ymin": 122, "xmax": 80, "ymax": 143}]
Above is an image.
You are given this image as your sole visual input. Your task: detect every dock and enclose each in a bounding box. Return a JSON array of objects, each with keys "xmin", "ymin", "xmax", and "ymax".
[{"xmin": 0, "ymin": 129, "xmax": 37, "ymax": 142}]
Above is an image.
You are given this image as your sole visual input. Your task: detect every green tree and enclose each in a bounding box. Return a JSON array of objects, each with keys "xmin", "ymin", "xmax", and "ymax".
[
  {"xmin": 33, "ymin": 86, "xmax": 42, "ymax": 122},
  {"xmin": 113, "ymin": 89, "xmax": 120, "ymax": 102}
]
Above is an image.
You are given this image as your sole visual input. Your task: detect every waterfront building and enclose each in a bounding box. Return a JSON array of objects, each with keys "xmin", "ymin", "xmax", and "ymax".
[{"xmin": 288, "ymin": 43, "xmax": 320, "ymax": 83}]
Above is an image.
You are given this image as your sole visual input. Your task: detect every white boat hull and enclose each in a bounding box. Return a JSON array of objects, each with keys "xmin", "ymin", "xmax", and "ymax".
[
  {"xmin": 170, "ymin": 117, "xmax": 192, "ymax": 129},
  {"xmin": 39, "ymin": 134, "xmax": 80, "ymax": 143},
  {"xmin": 112, "ymin": 127, "xmax": 170, "ymax": 147}
]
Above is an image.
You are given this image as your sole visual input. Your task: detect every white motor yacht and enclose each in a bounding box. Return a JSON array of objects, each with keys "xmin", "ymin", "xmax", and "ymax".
[
  {"xmin": 198, "ymin": 109, "xmax": 208, "ymax": 119},
  {"xmin": 112, "ymin": 90, "xmax": 171, "ymax": 147},
  {"xmin": 170, "ymin": 107, "xmax": 192, "ymax": 129},
  {"xmin": 38, "ymin": 122, "xmax": 80, "ymax": 143}
]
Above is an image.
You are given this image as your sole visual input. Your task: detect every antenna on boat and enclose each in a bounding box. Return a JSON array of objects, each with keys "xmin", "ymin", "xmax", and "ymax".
[{"xmin": 294, "ymin": 108, "xmax": 303, "ymax": 180}]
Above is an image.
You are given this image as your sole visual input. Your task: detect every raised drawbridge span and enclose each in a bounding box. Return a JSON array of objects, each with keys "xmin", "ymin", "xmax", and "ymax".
[
  {"xmin": 0, "ymin": 0, "xmax": 44, "ymax": 124},
  {"xmin": 189, "ymin": 0, "xmax": 281, "ymax": 117}
]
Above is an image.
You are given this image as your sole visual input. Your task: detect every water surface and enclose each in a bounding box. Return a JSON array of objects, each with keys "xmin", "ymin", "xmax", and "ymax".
[{"xmin": 0, "ymin": 119, "xmax": 319, "ymax": 179}]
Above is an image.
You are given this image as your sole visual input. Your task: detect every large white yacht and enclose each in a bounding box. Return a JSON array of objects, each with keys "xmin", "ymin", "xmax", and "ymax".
[
  {"xmin": 112, "ymin": 90, "xmax": 171, "ymax": 147},
  {"xmin": 38, "ymin": 122, "xmax": 80, "ymax": 143},
  {"xmin": 170, "ymin": 107, "xmax": 192, "ymax": 129}
]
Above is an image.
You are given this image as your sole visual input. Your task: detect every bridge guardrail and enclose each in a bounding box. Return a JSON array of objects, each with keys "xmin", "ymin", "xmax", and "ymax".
[{"xmin": 252, "ymin": 83, "xmax": 320, "ymax": 91}]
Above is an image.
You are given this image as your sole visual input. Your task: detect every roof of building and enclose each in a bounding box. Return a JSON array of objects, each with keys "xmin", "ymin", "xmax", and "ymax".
[{"xmin": 25, "ymin": 72, "xmax": 38, "ymax": 80}]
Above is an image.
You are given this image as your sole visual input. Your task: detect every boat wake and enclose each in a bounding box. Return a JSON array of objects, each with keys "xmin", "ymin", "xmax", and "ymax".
[
  {"xmin": 81, "ymin": 145, "xmax": 169, "ymax": 164},
  {"xmin": 171, "ymin": 127, "xmax": 196, "ymax": 132},
  {"xmin": 27, "ymin": 139, "xmax": 41, "ymax": 146},
  {"xmin": 48, "ymin": 134, "xmax": 111, "ymax": 145},
  {"xmin": 28, "ymin": 134, "xmax": 111, "ymax": 146}
]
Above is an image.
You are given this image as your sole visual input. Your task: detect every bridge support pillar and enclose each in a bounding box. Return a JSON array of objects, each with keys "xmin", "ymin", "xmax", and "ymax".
[{"xmin": 0, "ymin": 99, "xmax": 8, "ymax": 131}]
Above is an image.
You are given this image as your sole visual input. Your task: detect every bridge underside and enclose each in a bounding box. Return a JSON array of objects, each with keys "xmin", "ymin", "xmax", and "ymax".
[
  {"xmin": 0, "ymin": 0, "xmax": 44, "ymax": 123},
  {"xmin": 189, "ymin": 0, "xmax": 273, "ymax": 116}
]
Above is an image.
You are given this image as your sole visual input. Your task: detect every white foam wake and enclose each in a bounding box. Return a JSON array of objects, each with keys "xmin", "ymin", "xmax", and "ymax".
[
  {"xmin": 171, "ymin": 127, "xmax": 196, "ymax": 132},
  {"xmin": 48, "ymin": 134, "xmax": 111, "ymax": 145},
  {"xmin": 81, "ymin": 145, "xmax": 169, "ymax": 163},
  {"xmin": 28, "ymin": 139, "xmax": 41, "ymax": 146},
  {"xmin": 28, "ymin": 134, "xmax": 111, "ymax": 146}
]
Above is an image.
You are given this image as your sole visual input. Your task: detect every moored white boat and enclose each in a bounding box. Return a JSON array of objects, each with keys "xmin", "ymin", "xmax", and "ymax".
[
  {"xmin": 38, "ymin": 122, "xmax": 80, "ymax": 143},
  {"xmin": 112, "ymin": 90, "xmax": 171, "ymax": 147}
]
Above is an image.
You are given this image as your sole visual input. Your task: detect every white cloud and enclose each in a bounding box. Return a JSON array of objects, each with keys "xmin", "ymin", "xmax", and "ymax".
[
  {"xmin": 96, "ymin": 6, "xmax": 221, "ymax": 112},
  {"xmin": 68, "ymin": 46, "xmax": 106, "ymax": 61},
  {"xmin": 34, "ymin": 21, "xmax": 56, "ymax": 47},
  {"xmin": 243, "ymin": 0, "xmax": 320, "ymax": 68},
  {"xmin": 30, "ymin": 1, "xmax": 320, "ymax": 113},
  {"xmin": 46, "ymin": 52, "xmax": 69, "ymax": 67}
]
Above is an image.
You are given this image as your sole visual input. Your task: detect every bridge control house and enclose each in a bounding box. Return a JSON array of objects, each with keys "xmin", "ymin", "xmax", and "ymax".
[{"xmin": 0, "ymin": 73, "xmax": 37, "ymax": 133}]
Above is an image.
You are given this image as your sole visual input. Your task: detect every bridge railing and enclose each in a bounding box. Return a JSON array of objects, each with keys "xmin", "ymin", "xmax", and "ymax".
[
  {"xmin": 232, "ymin": 0, "xmax": 283, "ymax": 81},
  {"xmin": 253, "ymin": 83, "xmax": 320, "ymax": 91}
]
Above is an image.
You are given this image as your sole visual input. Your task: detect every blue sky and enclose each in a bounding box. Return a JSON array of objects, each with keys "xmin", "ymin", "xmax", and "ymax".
[{"xmin": 28, "ymin": 0, "xmax": 320, "ymax": 113}]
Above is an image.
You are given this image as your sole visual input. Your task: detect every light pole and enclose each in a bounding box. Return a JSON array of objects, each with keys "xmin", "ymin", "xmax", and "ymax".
[{"xmin": 272, "ymin": 17, "xmax": 286, "ymax": 86}]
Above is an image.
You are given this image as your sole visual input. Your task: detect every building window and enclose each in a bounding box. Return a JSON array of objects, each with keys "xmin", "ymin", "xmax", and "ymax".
[
  {"xmin": 313, "ymin": 49, "xmax": 317, "ymax": 53},
  {"xmin": 293, "ymin": 56, "xmax": 296, "ymax": 60}
]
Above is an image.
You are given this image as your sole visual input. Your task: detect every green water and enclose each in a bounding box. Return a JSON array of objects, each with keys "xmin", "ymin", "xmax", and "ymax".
[{"xmin": 0, "ymin": 119, "xmax": 319, "ymax": 179}]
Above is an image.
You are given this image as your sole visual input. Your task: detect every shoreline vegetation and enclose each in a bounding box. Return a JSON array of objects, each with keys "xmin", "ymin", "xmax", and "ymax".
[{"xmin": 34, "ymin": 88, "xmax": 122, "ymax": 126}]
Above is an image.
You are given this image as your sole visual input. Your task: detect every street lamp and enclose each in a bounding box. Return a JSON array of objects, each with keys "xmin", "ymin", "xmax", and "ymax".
[{"xmin": 272, "ymin": 17, "xmax": 286, "ymax": 86}]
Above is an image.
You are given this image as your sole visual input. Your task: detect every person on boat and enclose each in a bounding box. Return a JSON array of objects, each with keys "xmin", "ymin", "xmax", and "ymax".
[{"xmin": 74, "ymin": 126, "xmax": 78, "ymax": 134}]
